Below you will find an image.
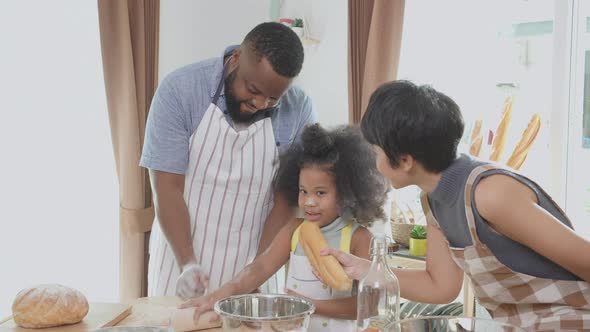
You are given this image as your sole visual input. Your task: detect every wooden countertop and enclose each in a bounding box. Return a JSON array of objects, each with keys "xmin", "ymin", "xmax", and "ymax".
[{"xmin": 115, "ymin": 296, "xmax": 222, "ymax": 331}]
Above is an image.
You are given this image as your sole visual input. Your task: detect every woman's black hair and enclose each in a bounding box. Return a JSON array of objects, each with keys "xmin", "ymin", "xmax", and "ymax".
[
  {"xmin": 361, "ymin": 80, "xmax": 464, "ymax": 173},
  {"xmin": 273, "ymin": 123, "xmax": 389, "ymax": 226}
]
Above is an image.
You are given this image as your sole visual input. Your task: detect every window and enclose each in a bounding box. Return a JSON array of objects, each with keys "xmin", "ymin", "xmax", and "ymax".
[
  {"xmin": 397, "ymin": 0, "xmax": 589, "ymax": 239},
  {"xmin": 565, "ymin": 0, "xmax": 590, "ymax": 239},
  {"xmin": 0, "ymin": 2, "xmax": 118, "ymax": 316}
]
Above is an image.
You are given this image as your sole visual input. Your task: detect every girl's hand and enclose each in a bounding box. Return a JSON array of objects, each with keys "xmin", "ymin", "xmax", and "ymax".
[{"xmin": 319, "ymin": 247, "xmax": 371, "ymax": 280}]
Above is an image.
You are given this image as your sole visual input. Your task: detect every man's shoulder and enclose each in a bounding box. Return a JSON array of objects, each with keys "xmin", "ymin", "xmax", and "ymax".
[
  {"xmin": 279, "ymin": 85, "xmax": 310, "ymax": 110},
  {"xmin": 160, "ymin": 57, "xmax": 220, "ymax": 92}
]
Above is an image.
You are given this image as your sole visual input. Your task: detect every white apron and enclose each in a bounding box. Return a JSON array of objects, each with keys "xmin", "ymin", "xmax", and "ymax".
[
  {"xmin": 286, "ymin": 221, "xmax": 356, "ymax": 332},
  {"xmin": 148, "ymin": 67, "xmax": 283, "ymax": 296}
]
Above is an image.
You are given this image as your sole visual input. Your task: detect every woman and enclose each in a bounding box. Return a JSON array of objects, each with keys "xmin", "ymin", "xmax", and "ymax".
[{"xmin": 322, "ymin": 80, "xmax": 590, "ymax": 331}]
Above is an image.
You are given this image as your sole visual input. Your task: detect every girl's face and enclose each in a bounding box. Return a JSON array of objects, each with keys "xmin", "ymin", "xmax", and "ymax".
[{"xmin": 298, "ymin": 166, "xmax": 339, "ymax": 227}]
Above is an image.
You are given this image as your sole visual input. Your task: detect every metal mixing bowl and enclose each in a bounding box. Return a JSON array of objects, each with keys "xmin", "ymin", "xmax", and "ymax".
[{"xmin": 214, "ymin": 294, "xmax": 315, "ymax": 332}]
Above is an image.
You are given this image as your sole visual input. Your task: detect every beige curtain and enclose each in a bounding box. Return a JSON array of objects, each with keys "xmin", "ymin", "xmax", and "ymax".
[
  {"xmin": 348, "ymin": 0, "xmax": 405, "ymax": 124},
  {"xmin": 98, "ymin": 0, "xmax": 159, "ymax": 302}
]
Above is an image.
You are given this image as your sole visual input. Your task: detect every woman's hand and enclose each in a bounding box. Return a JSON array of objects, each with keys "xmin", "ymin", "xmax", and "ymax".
[{"xmin": 316, "ymin": 247, "xmax": 371, "ymax": 281}]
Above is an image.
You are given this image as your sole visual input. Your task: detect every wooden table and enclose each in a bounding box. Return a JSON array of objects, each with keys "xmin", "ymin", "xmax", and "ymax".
[
  {"xmin": 388, "ymin": 247, "xmax": 476, "ymax": 317},
  {"xmin": 115, "ymin": 296, "xmax": 222, "ymax": 331}
]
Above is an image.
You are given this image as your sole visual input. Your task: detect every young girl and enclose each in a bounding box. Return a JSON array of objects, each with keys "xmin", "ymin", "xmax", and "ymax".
[
  {"xmin": 180, "ymin": 123, "xmax": 389, "ymax": 331},
  {"xmin": 323, "ymin": 80, "xmax": 590, "ymax": 331}
]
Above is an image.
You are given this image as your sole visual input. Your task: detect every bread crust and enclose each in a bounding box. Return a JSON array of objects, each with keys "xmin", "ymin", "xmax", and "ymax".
[
  {"xmin": 490, "ymin": 97, "xmax": 513, "ymax": 162},
  {"xmin": 299, "ymin": 222, "xmax": 352, "ymax": 291},
  {"xmin": 12, "ymin": 284, "xmax": 89, "ymax": 328},
  {"xmin": 506, "ymin": 113, "xmax": 541, "ymax": 170}
]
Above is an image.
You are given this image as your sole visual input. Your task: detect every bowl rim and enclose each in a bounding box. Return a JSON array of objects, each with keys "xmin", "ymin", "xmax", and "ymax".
[{"xmin": 213, "ymin": 293, "xmax": 315, "ymax": 322}]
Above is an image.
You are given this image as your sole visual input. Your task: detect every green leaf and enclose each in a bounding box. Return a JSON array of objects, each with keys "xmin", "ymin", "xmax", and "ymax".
[{"xmin": 410, "ymin": 225, "xmax": 427, "ymax": 239}]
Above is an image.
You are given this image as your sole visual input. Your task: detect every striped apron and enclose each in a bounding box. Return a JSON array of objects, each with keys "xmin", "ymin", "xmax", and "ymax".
[
  {"xmin": 148, "ymin": 67, "xmax": 282, "ymax": 296},
  {"xmin": 420, "ymin": 165, "xmax": 590, "ymax": 331},
  {"xmin": 287, "ymin": 220, "xmax": 356, "ymax": 331}
]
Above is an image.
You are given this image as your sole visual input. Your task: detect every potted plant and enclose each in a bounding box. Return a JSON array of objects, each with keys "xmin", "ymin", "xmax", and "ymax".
[
  {"xmin": 291, "ymin": 18, "xmax": 304, "ymax": 37},
  {"xmin": 409, "ymin": 225, "xmax": 427, "ymax": 256}
]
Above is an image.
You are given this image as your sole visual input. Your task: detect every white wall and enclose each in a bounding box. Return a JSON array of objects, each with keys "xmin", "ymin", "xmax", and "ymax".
[
  {"xmin": 159, "ymin": 0, "xmax": 349, "ymax": 127},
  {"xmin": 279, "ymin": 0, "xmax": 349, "ymax": 127},
  {"xmin": 0, "ymin": 1, "xmax": 118, "ymax": 317},
  {"xmin": 159, "ymin": 0, "xmax": 271, "ymax": 80}
]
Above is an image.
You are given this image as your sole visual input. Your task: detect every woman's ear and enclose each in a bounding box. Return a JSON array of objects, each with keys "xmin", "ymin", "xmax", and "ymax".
[{"xmin": 398, "ymin": 154, "xmax": 415, "ymax": 172}]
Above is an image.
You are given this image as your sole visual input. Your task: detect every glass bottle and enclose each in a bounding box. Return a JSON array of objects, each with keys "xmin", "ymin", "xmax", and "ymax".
[{"xmin": 356, "ymin": 236, "xmax": 400, "ymax": 331}]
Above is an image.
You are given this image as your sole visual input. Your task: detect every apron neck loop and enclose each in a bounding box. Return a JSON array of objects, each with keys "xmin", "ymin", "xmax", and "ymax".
[{"xmin": 212, "ymin": 60, "xmax": 232, "ymax": 105}]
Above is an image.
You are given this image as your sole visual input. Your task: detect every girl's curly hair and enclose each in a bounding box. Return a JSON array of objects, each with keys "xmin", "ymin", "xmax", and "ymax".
[{"xmin": 273, "ymin": 123, "xmax": 389, "ymax": 226}]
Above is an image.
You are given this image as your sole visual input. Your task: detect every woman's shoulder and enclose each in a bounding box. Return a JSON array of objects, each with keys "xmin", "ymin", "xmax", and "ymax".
[{"xmin": 473, "ymin": 172, "xmax": 537, "ymax": 221}]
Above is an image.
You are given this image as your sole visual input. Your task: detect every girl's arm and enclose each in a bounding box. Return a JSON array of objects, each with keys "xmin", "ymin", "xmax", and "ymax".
[
  {"xmin": 474, "ymin": 174, "xmax": 590, "ymax": 282},
  {"xmin": 298, "ymin": 227, "xmax": 371, "ymax": 320},
  {"xmin": 180, "ymin": 218, "xmax": 303, "ymax": 316}
]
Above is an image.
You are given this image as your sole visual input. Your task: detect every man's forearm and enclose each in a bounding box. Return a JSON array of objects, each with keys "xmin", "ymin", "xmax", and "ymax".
[
  {"xmin": 156, "ymin": 189, "xmax": 196, "ymax": 268},
  {"xmin": 256, "ymin": 193, "xmax": 295, "ymax": 255}
]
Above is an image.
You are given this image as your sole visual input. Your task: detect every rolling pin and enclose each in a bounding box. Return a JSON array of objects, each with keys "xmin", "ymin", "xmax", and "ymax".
[{"xmin": 170, "ymin": 308, "xmax": 221, "ymax": 331}]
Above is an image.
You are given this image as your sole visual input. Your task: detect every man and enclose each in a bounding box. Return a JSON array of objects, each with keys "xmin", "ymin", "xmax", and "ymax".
[{"xmin": 140, "ymin": 22, "xmax": 316, "ymax": 299}]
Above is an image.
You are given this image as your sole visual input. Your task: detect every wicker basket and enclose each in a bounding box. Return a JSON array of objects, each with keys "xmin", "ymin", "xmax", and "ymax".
[{"xmin": 390, "ymin": 222, "xmax": 415, "ymax": 247}]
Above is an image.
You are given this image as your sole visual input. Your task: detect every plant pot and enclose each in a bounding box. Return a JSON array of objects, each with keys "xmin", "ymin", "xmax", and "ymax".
[
  {"xmin": 409, "ymin": 238, "xmax": 427, "ymax": 256},
  {"xmin": 291, "ymin": 27, "xmax": 304, "ymax": 38}
]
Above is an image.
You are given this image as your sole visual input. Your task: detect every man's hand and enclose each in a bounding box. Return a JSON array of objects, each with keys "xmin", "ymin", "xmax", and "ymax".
[
  {"xmin": 318, "ymin": 247, "xmax": 371, "ymax": 281},
  {"xmin": 176, "ymin": 263, "xmax": 209, "ymax": 300},
  {"xmin": 178, "ymin": 291, "xmax": 221, "ymax": 324}
]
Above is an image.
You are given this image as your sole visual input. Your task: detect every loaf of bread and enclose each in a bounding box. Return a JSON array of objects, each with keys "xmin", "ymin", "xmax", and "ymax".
[
  {"xmin": 171, "ymin": 308, "xmax": 221, "ymax": 331},
  {"xmin": 12, "ymin": 284, "xmax": 89, "ymax": 328},
  {"xmin": 469, "ymin": 135, "xmax": 483, "ymax": 157},
  {"xmin": 299, "ymin": 222, "xmax": 352, "ymax": 291},
  {"xmin": 489, "ymin": 97, "xmax": 513, "ymax": 162},
  {"xmin": 506, "ymin": 113, "xmax": 541, "ymax": 170},
  {"xmin": 470, "ymin": 119, "xmax": 482, "ymax": 143}
]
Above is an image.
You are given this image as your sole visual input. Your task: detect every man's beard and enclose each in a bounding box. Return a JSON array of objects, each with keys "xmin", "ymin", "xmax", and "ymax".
[{"xmin": 224, "ymin": 69, "xmax": 256, "ymax": 124}]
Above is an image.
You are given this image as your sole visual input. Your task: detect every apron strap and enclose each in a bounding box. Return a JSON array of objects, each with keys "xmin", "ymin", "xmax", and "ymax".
[
  {"xmin": 212, "ymin": 61, "xmax": 230, "ymax": 106},
  {"xmin": 420, "ymin": 192, "xmax": 441, "ymax": 229},
  {"xmin": 339, "ymin": 222, "xmax": 353, "ymax": 253},
  {"xmin": 463, "ymin": 164, "xmax": 504, "ymax": 244},
  {"xmin": 291, "ymin": 222, "xmax": 303, "ymax": 252},
  {"xmin": 290, "ymin": 220, "xmax": 354, "ymax": 253}
]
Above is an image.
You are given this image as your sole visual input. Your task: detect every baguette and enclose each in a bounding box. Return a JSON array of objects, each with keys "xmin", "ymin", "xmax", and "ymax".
[
  {"xmin": 506, "ymin": 113, "xmax": 541, "ymax": 170},
  {"xmin": 469, "ymin": 135, "xmax": 483, "ymax": 157},
  {"xmin": 489, "ymin": 97, "xmax": 513, "ymax": 161},
  {"xmin": 470, "ymin": 119, "xmax": 482, "ymax": 143},
  {"xmin": 12, "ymin": 284, "xmax": 89, "ymax": 328},
  {"xmin": 299, "ymin": 222, "xmax": 352, "ymax": 291}
]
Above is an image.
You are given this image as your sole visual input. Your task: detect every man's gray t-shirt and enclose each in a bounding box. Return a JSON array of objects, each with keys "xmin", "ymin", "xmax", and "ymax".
[{"xmin": 140, "ymin": 45, "xmax": 316, "ymax": 174}]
